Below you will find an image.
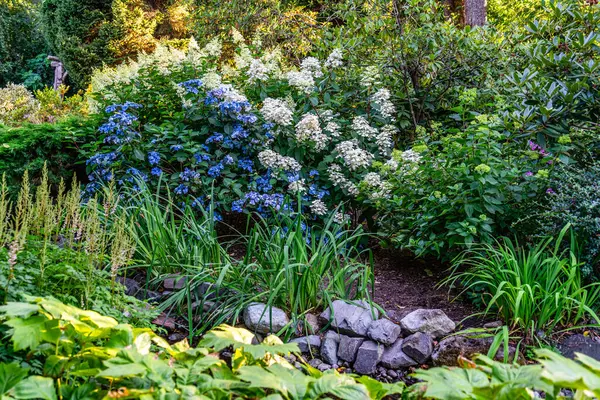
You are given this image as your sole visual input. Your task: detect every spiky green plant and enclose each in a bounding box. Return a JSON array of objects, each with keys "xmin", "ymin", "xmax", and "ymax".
[{"xmin": 444, "ymin": 224, "xmax": 600, "ymax": 341}]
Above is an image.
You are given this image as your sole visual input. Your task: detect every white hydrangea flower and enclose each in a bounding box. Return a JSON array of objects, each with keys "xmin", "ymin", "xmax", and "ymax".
[
  {"xmin": 295, "ymin": 113, "xmax": 328, "ymax": 151},
  {"xmin": 371, "ymin": 88, "xmax": 396, "ymax": 120},
  {"xmin": 248, "ymin": 59, "xmax": 269, "ymax": 81},
  {"xmin": 310, "ymin": 199, "xmax": 328, "ymax": 216},
  {"xmin": 261, "ymin": 98, "xmax": 294, "ymax": 126},
  {"xmin": 203, "ymin": 38, "xmax": 222, "ymax": 58},
  {"xmin": 258, "ymin": 150, "xmax": 301, "ymax": 171},
  {"xmin": 235, "ymin": 46, "xmax": 254, "ymax": 69},
  {"xmin": 385, "ymin": 158, "xmax": 399, "ymax": 171},
  {"xmin": 329, "ymin": 164, "xmax": 360, "ymax": 196},
  {"xmin": 202, "ymin": 71, "xmax": 222, "ymax": 90},
  {"xmin": 376, "ymin": 125, "xmax": 396, "ymax": 154},
  {"xmin": 218, "ymin": 84, "xmax": 248, "ymax": 104},
  {"xmin": 324, "ymin": 121, "xmax": 341, "ymax": 137},
  {"xmin": 333, "ymin": 211, "xmax": 349, "ymax": 224},
  {"xmin": 362, "ymin": 172, "xmax": 391, "ymax": 200},
  {"xmin": 352, "ymin": 116, "xmax": 378, "ymax": 139},
  {"xmin": 187, "ymin": 37, "xmax": 204, "ymax": 65},
  {"xmin": 288, "ymin": 179, "xmax": 307, "ymax": 194},
  {"xmin": 232, "ymin": 27, "xmax": 245, "ymax": 43},
  {"xmin": 300, "ymin": 56, "xmax": 323, "ymax": 78},
  {"xmin": 321, "ymin": 110, "xmax": 335, "ymax": 122},
  {"xmin": 360, "ymin": 66, "xmax": 380, "ymax": 88},
  {"xmin": 402, "ymin": 149, "xmax": 422, "ymax": 163},
  {"xmin": 335, "ymin": 140, "xmax": 373, "ymax": 171},
  {"xmin": 324, "ymin": 48, "xmax": 343, "ymax": 68},
  {"xmin": 287, "ymin": 70, "xmax": 315, "ymax": 94}
]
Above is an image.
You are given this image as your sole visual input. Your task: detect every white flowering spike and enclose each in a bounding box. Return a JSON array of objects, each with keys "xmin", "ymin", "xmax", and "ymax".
[
  {"xmin": 261, "ymin": 98, "xmax": 294, "ymax": 126},
  {"xmin": 202, "ymin": 72, "xmax": 222, "ymax": 90},
  {"xmin": 325, "ymin": 48, "xmax": 343, "ymax": 69},
  {"xmin": 371, "ymin": 88, "xmax": 396, "ymax": 120},
  {"xmin": 377, "ymin": 125, "xmax": 396, "ymax": 155},
  {"xmin": 300, "ymin": 56, "xmax": 323, "ymax": 78},
  {"xmin": 203, "ymin": 38, "xmax": 222, "ymax": 58},
  {"xmin": 287, "ymin": 70, "xmax": 315, "ymax": 94},
  {"xmin": 333, "ymin": 211, "xmax": 349, "ymax": 224},
  {"xmin": 295, "ymin": 113, "xmax": 328, "ymax": 151},
  {"xmin": 324, "ymin": 121, "xmax": 341, "ymax": 137},
  {"xmin": 329, "ymin": 164, "xmax": 360, "ymax": 196},
  {"xmin": 352, "ymin": 116, "xmax": 378, "ymax": 139},
  {"xmin": 258, "ymin": 150, "xmax": 301, "ymax": 172},
  {"xmin": 360, "ymin": 66, "xmax": 380, "ymax": 88},
  {"xmin": 334, "ymin": 140, "xmax": 373, "ymax": 171},
  {"xmin": 232, "ymin": 28, "xmax": 245, "ymax": 43},
  {"xmin": 288, "ymin": 179, "xmax": 307, "ymax": 194},
  {"xmin": 310, "ymin": 199, "xmax": 328, "ymax": 216},
  {"xmin": 248, "ymin": 59, "xmax": 269, "ymax": 81}
]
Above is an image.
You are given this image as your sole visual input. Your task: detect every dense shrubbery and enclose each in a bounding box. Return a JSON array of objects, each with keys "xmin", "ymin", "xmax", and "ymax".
[
  {"xmin": 85, "ymin": 37, "xmax": 397, "ymax": 219},
  {"xmin": 0, "ymin": 118, "xmax": 91, "ymax": 196}
]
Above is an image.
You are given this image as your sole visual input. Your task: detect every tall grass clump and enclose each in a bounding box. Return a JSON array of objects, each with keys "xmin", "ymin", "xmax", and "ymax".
[{"xmin": 444, "ymin": 224, "xmax": 600, "ymax": 342}]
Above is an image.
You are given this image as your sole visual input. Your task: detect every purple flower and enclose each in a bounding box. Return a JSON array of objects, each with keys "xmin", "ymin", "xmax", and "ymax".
[
  {"xmin": 546, "ymin": 188, "xmax": 556, "ymax": 195},
  {"xmin": 525, "ymin": 171, "xmax": 533, "ymax": 177}
]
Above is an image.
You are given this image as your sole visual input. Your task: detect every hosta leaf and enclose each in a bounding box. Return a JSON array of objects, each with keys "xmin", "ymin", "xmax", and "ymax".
[
  {"xmin": 12, "ymin": 376, "xmax": 57, "ymax": 400},
  {"xmin": 238, "ymin": 364, "xmax": 311, "ymax": 399},
  {"xmin": 310, "ymin": 373, "xmax": 371, "ymax": 400}
]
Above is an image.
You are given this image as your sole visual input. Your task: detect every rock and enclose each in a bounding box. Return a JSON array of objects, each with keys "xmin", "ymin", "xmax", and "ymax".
[
  {"xmin": 142, "ymin": 290, "xmax": 162, "ymax": 302},
  {"xmin": 294, "ymin": 362, "xmax": 302, "ymax": 369},
  {"xmin": 319, "ymin": 300, "xmax": 379, "ymax": 337},
  {"xmin": 431, "ymin": 334, "xmax": 519, "ymax": 366},
  {"xmin": 317, "ymin": 363, "xmax": 332, "ymax": 371},
  {"xmin": 152, "ymin": 313, "xmax": 176, "ymax": 330},
  {"xmin": 368, "ymin": 319, "xmax": 402, "ymax": 345},
  {"xmin": 483, "ymin": 321, "xmax": 503, "ymax": 329},
  {"xmin": 400, "ymin": 309, "xmax": 455, "ymax": 338},
  {"xmin": 116, "ymin": 276, "xmax": 140, "ymax": 296},
  {"xmin": 388, "ymin": 370, "xmax": 398, "ymax": 379},
  {"xmin": 167, "ymin": 332, "xmax": 187, "ymax": 342},
  {"xmin": 164, "ymin": 275, "xmax": 187, "ymax": 290},
  {"xmin": 559, "ymin": 334, "xmax": 600, "ymax": 361},
  {"xmin": 243, "ymin": 303, "xmax": 290, "ymax": 334},
  {"xmin": 308, "ymin": 358, "xmax": 323, "ymax": 368},
  {"xmin": 353, "ymin": 340, "xmax": 384, "ymax": 375},
  {"xmin": 402, "ymin": 332, "xmax": 433, "ymax": 364},
  {"xmin": 380, "ymin": 339, "xmax": 418, "ymax": 368},
  {"xmin": 337, "ymin": 335, "xmax": 365, "ymax": 363},
  {"xmin": 321, "ymin": 331, "xmax": 341, "ymax": 365},
  {"xmin": 291, "ymin": 335, "xmax": 321, "ymax": 353},
  {"xmin": 297, "ymin": 313, "xmax": 321, "ymax": 335}
]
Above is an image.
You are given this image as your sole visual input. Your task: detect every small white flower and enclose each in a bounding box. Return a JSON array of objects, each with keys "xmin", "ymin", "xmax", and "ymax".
[
  {"xmin": 333, "ymin": 211, "xmax": 349, "ymax": 224},
  {"xmin": 288, "ymin": 179, "xmax": 307, "ymax": 194},
  {"xmin": 261, "ymin": 98, "xmax": 294, "ymax": 126},
  {"xmin": 258, "ymin": 150, "xmax": 301, "ymax": 171},
  {"xmin": 376, "ymin": 125, "xmax": 396, "ymax": 155},
  {"xmin": 371, "ymin": 88, "xmax": 396, "ymax": 120},
  {"xmin": 248, "ymin": 59, "xmax": 269, "ymax": 81},
  {"xmin": 324, "ymin": 48, "xmax": 343, "ymax": 68},
  {"xmin": 232, "ymin": 28, "xmax": 245, "ymax": 43},
  {"xmin": 360, "ymin": 66, "xmax": 380, "ymax": 88},
  {"xmin": 401, "ymin": 149, "xmax": 422, "ymax": 163},
  {"xmin": 203, "ymin": 38, "xmax": 222, "ymax": 58},
  {"xmin": 334, "ymin": 140, "xmax": 373, "ymax": 171},
  {"xmin": 287, "ymin": 70, "xmax": 315, "ymax": 94},
  {"xmin": 202, "ymin": 72, "xmax": 222, "ymax": 90},
  {"xmin": 351, "ymin": 116, "xmax": 378, "ymax": 139},
  {"xmin": 295, "ymin": 113, "xmax": 328, "ymax": 151},
  {"xmin": 324, "ymin": 121, "xmax": 341, "ymax": 137},
  {"xmin": 310, "ymin": 199, "xmax": 327, "ymax": 216},
  {"xmin": 329, "ymin": 164, "xmax": 360, "ymax": 196},
  {"xmin": 301, "ymin": 56, "xmax": 323, "ymax": 78}
]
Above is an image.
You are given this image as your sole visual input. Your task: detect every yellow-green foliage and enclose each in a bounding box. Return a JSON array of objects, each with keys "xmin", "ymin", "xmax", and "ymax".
[{"xmin": 0, "ymin": 84, "xmax": 39, "ymax": 125}]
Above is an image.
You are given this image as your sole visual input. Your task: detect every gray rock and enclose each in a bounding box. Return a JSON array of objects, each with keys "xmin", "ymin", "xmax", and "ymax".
[
  {"xmin": 319, "ymin": 300, "xmax": 379, "ymax": 337},
  {"xmin": 402, "ymin": 332, "xmax": 433, "ymax": 364},
  {"xmin": 337, "ymin": 335, "xmax": 365, "ymax": 363},
  {"xmin": 116, "ymin": 276, "xmax": 140, "ymax": 296},
  {"xmin": 368, "ymin": 319, "xmax": 402, "ymax": 345},
  {"xmin": 308, "ymin": 358, "xmax": 323, "ymax": 368},
  {"xmin": 483, "ymin": 320, "xmax": 504, "ymax": 329},
  {"xmin": 388, "ymin": 370, "xmax": 398, "ymax": 378},
  {"xmin": 432, "ymin": 334, "xmax": 519, "ymax": 366},
  {"xmin": 243, "ymin": 303, "xmax": 290, "ymax": 334},
  {"xmin": 353, "ymin": 340, "xmax": 384, "ymax": 375},
  {"xmin": 380, "ymin": 339, "xmax": 418, "ymax": 368},
  {"xmin": 317, "ymin": 363, "xmax": 332, "ymax": 371},
  {"xmin": 321, "ymin": 331, "xmax": 341, "ymax": 365},
  {"xmin": 559, "ymin": 334, "xmax": 600, "ymax": 361},
  {"xmin": 164, "ymin": 275, "xmax": 187, "ymax": 290},
  {"xmin": 400, "ymin": 309, "xmax": 455, "ymax": 338},
  {"xmin": 291, "ymin": 335, "xmax": 321, "ymax": 353}
]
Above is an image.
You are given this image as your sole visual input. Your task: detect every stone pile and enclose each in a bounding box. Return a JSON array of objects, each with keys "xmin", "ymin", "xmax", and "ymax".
[{"xmin": 243, "ymin": 299, "xmax": 458, "ymax": 376}]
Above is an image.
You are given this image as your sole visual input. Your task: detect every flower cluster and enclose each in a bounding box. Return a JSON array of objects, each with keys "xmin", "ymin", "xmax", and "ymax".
[
  {"xmin": 334, "ymin": 140, "xmax": 373, "ymax": 171},
  {"xmin": 258, "ymin": 150, "xmax": 301, "ymax": 172},
  {"xmin": 295, "ymin": 114, "xmax": 328, "ymax": 151},
  {"xmin": 261, "ymin": 98, "xmax": 294, "ymax": 126}
]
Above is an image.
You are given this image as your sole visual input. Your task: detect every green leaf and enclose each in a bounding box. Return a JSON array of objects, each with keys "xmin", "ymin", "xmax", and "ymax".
[
  {"xmin": 4, "ymin": 316, "xmax": 46, "ymax": 351},
  {"xmin": 13, "ymin": 376, "xmax": 57, "ymax": 400},
  {"xmin": 0, "ymin": 363, "xmax": 28, "ymax": 395},
  {"xmin": 96, "ymin": 364, "xmax": 147, "ymax": 379}
]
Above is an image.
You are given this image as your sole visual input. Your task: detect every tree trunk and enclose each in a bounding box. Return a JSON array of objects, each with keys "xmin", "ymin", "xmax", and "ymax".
[{"xmin": 463, "ymin": 0, "xmax": 486, "ymax": 26}]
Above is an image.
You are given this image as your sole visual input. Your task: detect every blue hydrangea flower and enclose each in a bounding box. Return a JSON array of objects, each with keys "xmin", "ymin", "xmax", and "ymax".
[
  {"xmin": 151, "ymin": 167, "xmax": 162, "ymax": 176},
  {"xmin": 238, "ymin": 158, "xmax": 254, "ymax": 173},
  {"xmin": 174, "ymin": 184, "xmax": 189, "ymax": 195},
  {"xmin": 223, "ymin": 155, "xmax": 234, "ymax": 165},
  {"xmin": 208, "ymin": 163, "xmax": 224, "ymax": 178},
  {"xmin": 171, "ymin": 144, "xmax": 184, "ymax": 151},
  {"xmin": 148, "ymin": 151, "xmax": 161, "ymax": 166},
  {"xmin": 178, "ymin": 79, "xmax": 204, "ymax": 94}
]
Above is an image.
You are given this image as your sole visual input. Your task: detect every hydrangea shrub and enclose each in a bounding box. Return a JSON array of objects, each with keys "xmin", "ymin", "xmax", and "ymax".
[{"xmin": 86, "ymin": 33, "xmax": 397, "ymax": 219}]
